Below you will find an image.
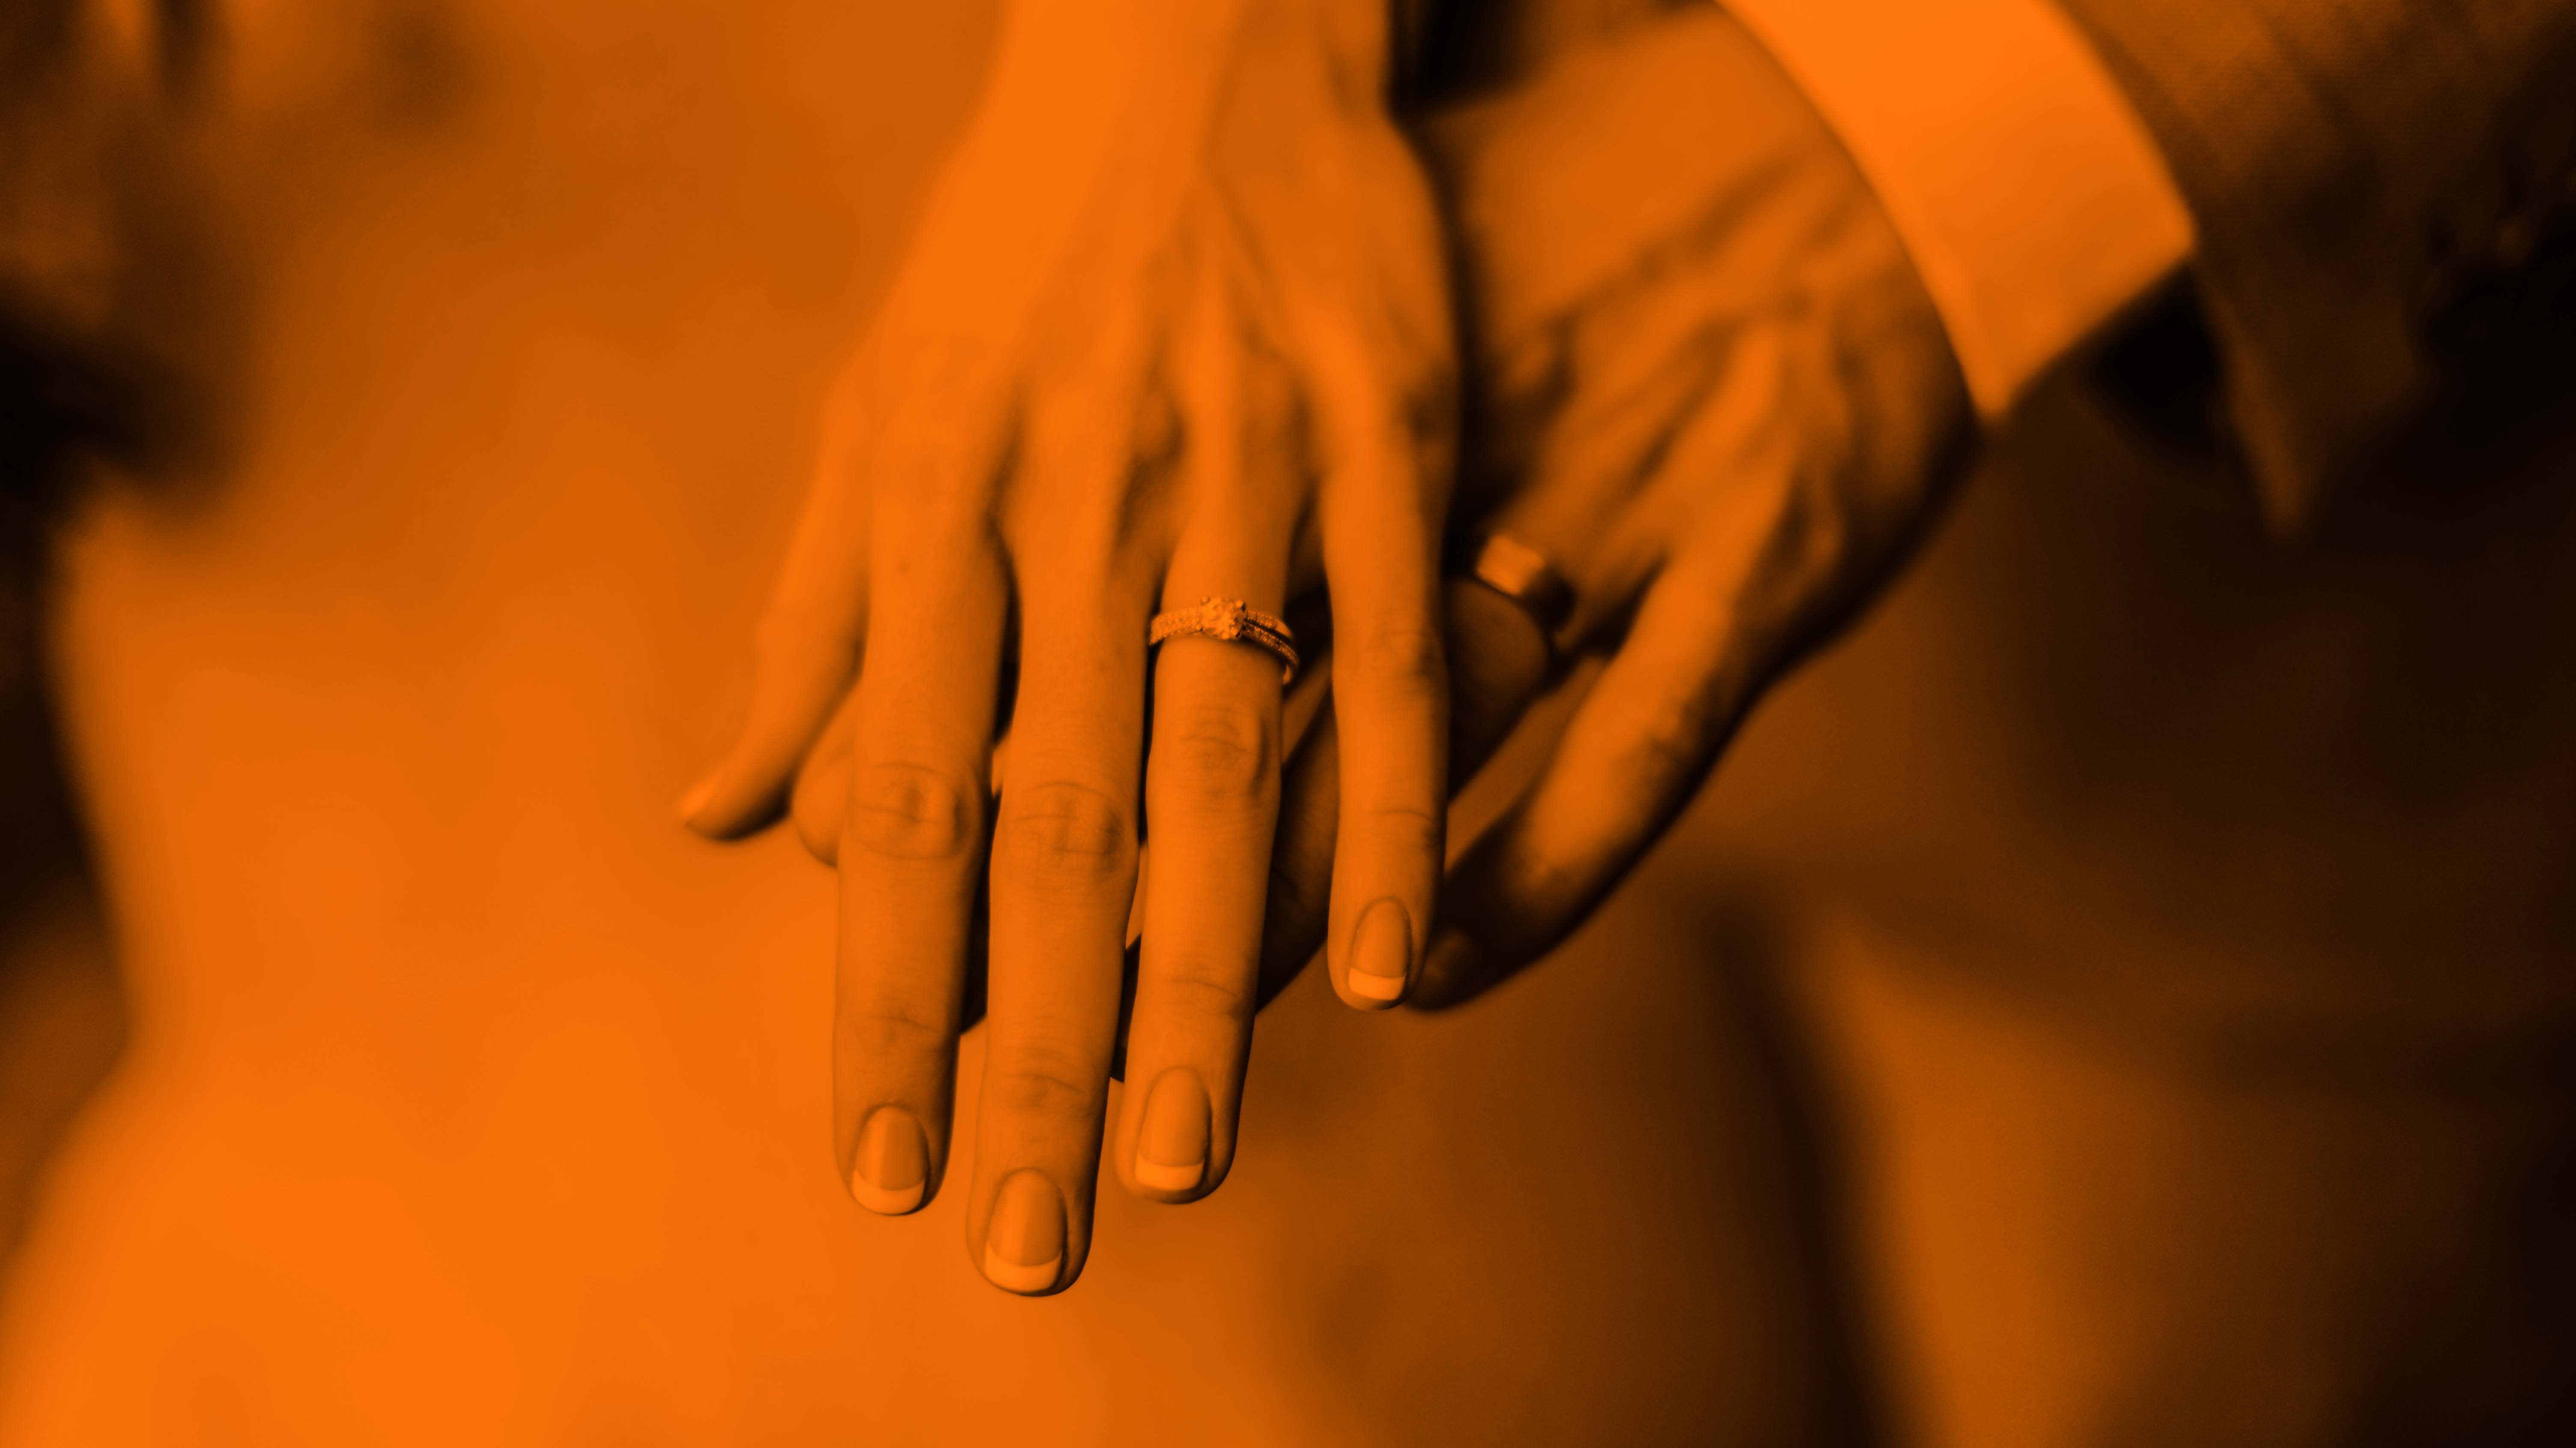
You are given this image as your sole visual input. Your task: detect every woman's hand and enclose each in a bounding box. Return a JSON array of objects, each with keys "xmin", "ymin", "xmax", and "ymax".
[{"xmin": 681, "ymin": 0, "xmax": 1455, "ymax": 1294}]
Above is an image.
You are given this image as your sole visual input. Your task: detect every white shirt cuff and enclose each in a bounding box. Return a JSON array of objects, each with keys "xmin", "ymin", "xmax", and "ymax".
[{"xmin": 1719, "ymin": 0, "xmax": 2197, "ymax": 418}]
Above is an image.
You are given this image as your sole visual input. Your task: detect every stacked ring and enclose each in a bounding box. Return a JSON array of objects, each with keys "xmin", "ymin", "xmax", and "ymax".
[{"xmin": 1148, "ymin": 597, "xmax": 1300, "ymax": 684}]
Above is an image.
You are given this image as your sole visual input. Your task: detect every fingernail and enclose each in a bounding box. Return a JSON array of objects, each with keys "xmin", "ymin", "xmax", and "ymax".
[
  {"xmin": 981, "ymin": 1170, "xmax": 1065, "ymax": 1295},
  {"xmin": 675, "ymin": 776, "xmax": 717, "ymax": 829},
  {"xmin": 1347, "ymin": 897, "xmax": 1412, "ymax": 1005},
  {"xmin": 1133, "ymin": 1069, "xmax": 1209, "ymax": 1197},
  {"xmin": 849, "ymin": 1107, "xmax": 928, "ymax": 1216}
]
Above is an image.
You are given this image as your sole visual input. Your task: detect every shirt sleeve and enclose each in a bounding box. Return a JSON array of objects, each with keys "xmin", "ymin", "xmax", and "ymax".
[{"xmin": 1718, "ymin": 0, "xmax": 2198, "ymax": 419}]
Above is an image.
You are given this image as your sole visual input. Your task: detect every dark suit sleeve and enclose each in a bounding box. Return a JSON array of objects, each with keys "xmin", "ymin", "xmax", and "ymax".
[{"xmin": 2049, "ymin": 0, "xmax": 2576, "ymax": 526}]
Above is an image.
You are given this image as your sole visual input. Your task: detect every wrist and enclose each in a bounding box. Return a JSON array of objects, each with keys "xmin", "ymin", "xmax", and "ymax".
[
  {"xmin": 982, "ymin": 0, "xmax": 1398, "ymax": 107},
  {"xmin": 961, "ymin": 0, "xmax": 1404, "ymax": 181}
]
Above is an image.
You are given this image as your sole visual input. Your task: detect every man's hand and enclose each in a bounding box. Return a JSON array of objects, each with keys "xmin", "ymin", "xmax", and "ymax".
[{"xmin": 1254, "ymin": 5, "xmax": 1974, "ymax": 1008}]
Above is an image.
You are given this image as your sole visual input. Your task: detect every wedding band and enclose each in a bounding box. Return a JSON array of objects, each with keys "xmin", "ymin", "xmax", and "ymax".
[
  {"xmin": 1457, "ymin": 532, "xmax": 1576, "ymax": 642},
  {"xmin": 1149, "ymin": 597, "xmax": 1300, "ymax": 684}
]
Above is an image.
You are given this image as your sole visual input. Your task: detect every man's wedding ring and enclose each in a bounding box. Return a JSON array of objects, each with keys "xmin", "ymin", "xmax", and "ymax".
[
  {"xmin": 1458, "ymin": 532, "xmax": 1576, "ymax": 650},
  {"xmin": 1148, "ymin": 597, "xmax": 1300, "ymax": 684}
]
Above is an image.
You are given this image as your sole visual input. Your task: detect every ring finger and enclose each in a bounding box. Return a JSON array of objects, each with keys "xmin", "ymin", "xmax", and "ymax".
[{"xmin": 1112, "ymin": 263, "xmax": 1302, "ymax": 1202}]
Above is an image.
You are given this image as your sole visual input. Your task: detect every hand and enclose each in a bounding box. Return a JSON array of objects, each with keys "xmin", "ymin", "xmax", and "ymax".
[
  {"xmin": 1251, "ymin": 6, "xmax": 1974, "ymax": 1006},
  {"xmin": 680, "ymin": 0, "xmax": 1455, "ymax": 1293}
]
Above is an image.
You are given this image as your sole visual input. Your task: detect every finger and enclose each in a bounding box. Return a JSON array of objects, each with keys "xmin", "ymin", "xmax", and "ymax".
[
  {"xmin": 1311, "ymin": 342, "xmax": 1453, "ymax": 1010},
  {"xmin": 1461, "ymin": 259, "xmax": 1744, "ymax": 642},
  {"xmin": 1112, "ymin": 271, "xmax": 1297, "ymax": 1202},
  {"xmin": 1251, "ymin": 575, "xmax": 1553, "ymax": 1008},
  {"xmin": 792, "ymin": 685, "xmax": 863, "ymax": 864},
  {"xmin": 1261, "ymin": 298, "xmax": 1720, "ymax": 1009},
  {"xmin": 1413, "ymin": 551, "xmax": 1758, "ymax": 1011},
  {"xmin": 1412, "ymin": 351, "xmax": 1811, "ymax": 1010},
  {"xmin": 968, "ymin": 573, "xmax": 1149, "ymax": 1293},
  {"xmin": 832, "ymin": 524, "xmax": 1008, "ymax": 1220},
  {"xmin": 1116, "ymin": 604, "xmax": 1283, "ymax": 1201},
  {"xmin": 680, "ymin": 407, "xmax": 882, "ymax": 839},
  {"xmin": 966, "ymin": 335, "xmax": 1160, "ymax": 1292}
]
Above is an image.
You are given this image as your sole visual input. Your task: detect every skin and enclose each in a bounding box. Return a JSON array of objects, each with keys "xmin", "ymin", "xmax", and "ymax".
[
  {"xmin": 30, "ymin": 0, "xmax": 1967, "ymax": 1308},
  {"xmin": 1258, "ymin": 6, "xmax": 1976, "ymax": 1010},
  {"xmin": 680, "ymin": 0, "xmax": 1457, "ymax": 1294},
  {"xmin": 770, "ymin": 1, "xmax": 1975, "ymax": 1293}
]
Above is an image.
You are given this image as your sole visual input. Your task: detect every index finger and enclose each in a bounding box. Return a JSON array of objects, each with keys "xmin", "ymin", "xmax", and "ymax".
[{"xmin": 682, "ymin": 365, "xmax": 1007, "ymax": 838}]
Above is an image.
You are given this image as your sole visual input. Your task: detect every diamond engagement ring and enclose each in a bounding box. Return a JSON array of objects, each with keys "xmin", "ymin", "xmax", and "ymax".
[{"xmin": 1148, "ymin": 597, "xmax": 1300, "ymax": 684}]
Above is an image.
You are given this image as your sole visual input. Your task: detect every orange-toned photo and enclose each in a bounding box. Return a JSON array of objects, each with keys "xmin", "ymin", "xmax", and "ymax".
[{"xmin": 2, "ymin": 0, "xmax": 2571, "ymax": 1442}]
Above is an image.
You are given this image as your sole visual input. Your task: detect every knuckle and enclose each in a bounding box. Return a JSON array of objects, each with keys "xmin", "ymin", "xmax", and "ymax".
[
  {"xmin": 1147, "ymin": 962, "xmax": 1255, "ymax": 1027},
  {"xmin": 1631, "ymin": 725, "xmax": 1699, "ymax": 786},
  {"xmin": 1000, "ymin": 780, "xmax": 1135, "ymax": 883},
  {"xmin": 1340, "ymin": 615, "xmax": 1445, "ymax": 696},
  {"xmin": 839, "ymin": 996, "xmax": 948, "ymax": 1061},
  {"xmin": 1627, "ymin": 694, "xmax": 1721, "ymax": 787},
  {"xmin": 1356, "ymin": 802, "xmax": 1442, "ymax": 861},
  {"xmin": 986, "ymin": 1048, "xmax": 1101, "ymax": 1121},
  {"xmin": 847, "ymin": 763, "xmax": 978, "ymax": 863},
  {"xmin": 1784, "ymin": 484, "xmax": 1857, "ymax": 581},
  {"xmin": 1159, "ymin": 702, "xmax": 1276, "ymax": 810}
]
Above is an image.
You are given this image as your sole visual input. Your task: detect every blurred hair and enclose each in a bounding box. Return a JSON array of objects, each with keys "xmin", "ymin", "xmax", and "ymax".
[{"xmin": 0, "ymin": 0, "xmax": 222, "ymax": 515}]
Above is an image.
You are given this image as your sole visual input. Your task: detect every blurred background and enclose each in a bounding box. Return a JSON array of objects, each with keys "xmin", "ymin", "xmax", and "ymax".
[{"xmin": 0, "ymin": 1, "xmax": 2568, "ymax": 1444}]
